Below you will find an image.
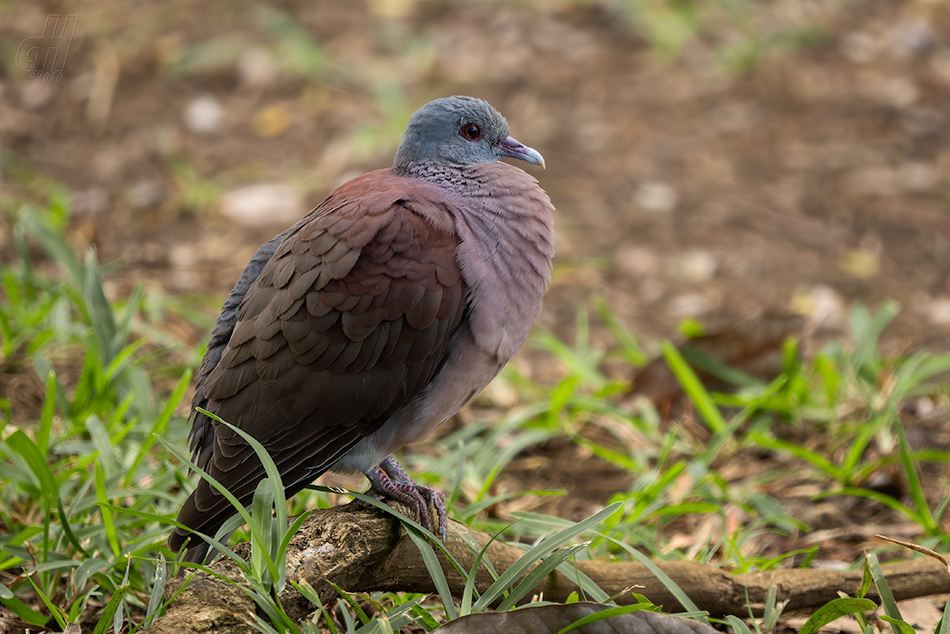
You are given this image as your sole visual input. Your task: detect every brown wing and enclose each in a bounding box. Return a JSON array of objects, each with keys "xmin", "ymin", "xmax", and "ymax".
[{"xmin": 170, "ymin": 171, "xmax": 466, "ymax": 553}]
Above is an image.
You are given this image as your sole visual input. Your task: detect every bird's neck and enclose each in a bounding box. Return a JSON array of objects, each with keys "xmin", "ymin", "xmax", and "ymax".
[{"xmin": 392, "ymin": 160, "xmax": 486, "ymax": 191}]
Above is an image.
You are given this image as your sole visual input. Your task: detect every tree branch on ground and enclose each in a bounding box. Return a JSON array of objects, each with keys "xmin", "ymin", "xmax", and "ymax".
[{"xmin": 144, "ymin": 502, "xmax": 950, "ymax": 633}]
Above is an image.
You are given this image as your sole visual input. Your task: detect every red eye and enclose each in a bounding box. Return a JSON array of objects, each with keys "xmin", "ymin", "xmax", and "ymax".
[{"xmin": 460, "ymin": 123, "xmax": 481, "ymax": 140}]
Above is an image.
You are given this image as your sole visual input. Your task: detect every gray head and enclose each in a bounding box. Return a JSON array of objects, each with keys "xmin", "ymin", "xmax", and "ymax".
[{"xmin": 393, "ymin": 96, "xmax": 544, "ymax": 172}]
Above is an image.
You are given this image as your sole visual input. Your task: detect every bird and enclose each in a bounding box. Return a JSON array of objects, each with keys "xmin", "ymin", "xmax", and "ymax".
[{"xmin": 168, "ymin": 95, "xmax": 555, "ymax": 565}]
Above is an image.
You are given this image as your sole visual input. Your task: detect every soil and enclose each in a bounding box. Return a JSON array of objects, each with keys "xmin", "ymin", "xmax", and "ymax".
[{"xmin": 2, "ymin": 1, "xmax": 950, "ymax": 631}]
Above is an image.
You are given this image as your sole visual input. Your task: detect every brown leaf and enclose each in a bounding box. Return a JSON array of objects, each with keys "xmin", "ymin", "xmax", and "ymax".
[
  {"xmin": 433, "ymin": 603, "xmax": 716, "ymax": 633},
  {"xmin": 874, "ymin": 534, "xmax": 950, "ymax": 575}
]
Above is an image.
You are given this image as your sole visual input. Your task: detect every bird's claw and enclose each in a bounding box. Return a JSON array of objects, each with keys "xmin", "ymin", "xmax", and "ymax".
[{"xmin": 367, "ymin": 456, "xmax": 448, "ymax": 540}]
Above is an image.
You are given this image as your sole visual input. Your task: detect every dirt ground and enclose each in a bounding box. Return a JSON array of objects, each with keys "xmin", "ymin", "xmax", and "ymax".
[
  {"xmin": 2, "ymin": 0, "xmax": 950, "ymax": 630},
  {"xmin": 4, "ymin": 0, "xmax": 950, "ymax": 351}
]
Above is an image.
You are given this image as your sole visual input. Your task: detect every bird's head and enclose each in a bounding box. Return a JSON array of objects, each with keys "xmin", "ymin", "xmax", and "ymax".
[{"xmin": 393, "ymin": 95, "xmax": 545, "ymax": 172}]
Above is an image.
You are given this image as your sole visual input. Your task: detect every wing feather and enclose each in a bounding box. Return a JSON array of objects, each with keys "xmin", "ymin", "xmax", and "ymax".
[{"xmin": 170, "ymin": 170, "xmax": 468, "ymax": 554}]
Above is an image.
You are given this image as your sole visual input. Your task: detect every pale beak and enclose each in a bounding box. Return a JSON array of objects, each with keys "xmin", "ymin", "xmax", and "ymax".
[{"xmin": 497, "ymin": 136, "xmax": 545, "ymax": 169}]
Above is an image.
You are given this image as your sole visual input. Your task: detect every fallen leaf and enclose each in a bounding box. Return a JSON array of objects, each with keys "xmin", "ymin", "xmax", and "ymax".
[
  {"xmin": 254, "ymin": 103, "xmax": 292, "ymax": 137},
  {"xmin": 434, "ymin": 602, "xmax": 716, "ymax": 633}
]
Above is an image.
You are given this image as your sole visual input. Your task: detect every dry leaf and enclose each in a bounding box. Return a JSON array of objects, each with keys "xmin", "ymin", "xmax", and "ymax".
[{"xmin": 434, "ymin": 602, "xmax": 716, "ymax": 633}]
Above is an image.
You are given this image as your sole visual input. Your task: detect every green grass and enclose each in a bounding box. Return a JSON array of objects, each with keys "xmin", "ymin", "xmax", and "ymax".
[
  {"xmin": 2, "ymin": 196, "xmax": 949, "ymax": 632},
  {"xmin": 613, "ymin": 0, "xmax": 843, "ymax": 71}
]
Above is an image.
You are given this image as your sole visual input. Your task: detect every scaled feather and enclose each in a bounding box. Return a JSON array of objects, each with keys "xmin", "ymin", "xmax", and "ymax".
[{"xmin": 169, "ymin": 96, "xmax": 555, "ymax": 565}]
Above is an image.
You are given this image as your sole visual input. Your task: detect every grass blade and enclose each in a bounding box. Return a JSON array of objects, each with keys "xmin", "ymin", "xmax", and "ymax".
[
  {"xmin": 25, "ymin": 574, "xmax": 66, "ymax": 630},
  {"xmin": 725, "ymin": 615, "xmax": 754, "ymax": 633},
  {"xmin": 83, "ymin": 248, "xmax": 120, "ymax": 363},
  {"xmin": 622, "ymin": 544, "xmax": 703, "ymax": 616},
  {"xmin": 555, "ymin": 603, "xmax": 655, "ymax": 634},
  {"xmin": 798, "ymin": 597, "xmax": 877, "ymax": 634},
  {"xmin": 93, "ymin": 462, "xmax": 121, "ymax": 556},
  {"xmin": 57, "ymin": 496, "xmax": 91, "ymax": 558},
  {"xmin": 892, "ymin": 414, "xmax": 937, "ymax": 533},
  {"xmin": 937, "ymin": 589, "xmax": 950, "ymax": 634},
  {"xmin": 91, "ymin": 583, "xmax": 132, "ymax": 634},
  {"xmin": 124, "ymin": 368, "xmax": 192, "ymax": 488},
  {"xmin": 460, "ymin": 536, "xmax": 492, "ymax": 616},
  {"xmin": 661, "ymin": 341, "xmax": 727, "ymax": 433},
  {"xmin": 404, "ymin": 527, "xmax": 457, "ymax": 620},
  {"xmin": 5, "ymin": 429, "xmax": 58, "ymax": 503},
  {"xmin": 144, "ymin": 554, "xmax": 167, "ymax": 627},
  {"xmin": 866, "ymin": 552, "xmax": 902, "ymax": 623},
  {"xmin": 472, "ymin": 502, "xmax": 621, "ymax": 612},
  {"xmin": 195, "ymin": 408, "xmax": 288, "ymax": 530},
  {"xmin": 496, "ymin": 542, "xmax": 588, "ymax": 611}
]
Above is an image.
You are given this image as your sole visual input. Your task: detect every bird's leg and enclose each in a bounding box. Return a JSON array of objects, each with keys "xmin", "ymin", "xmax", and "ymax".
[{"xmin": 366, "ymin": 455, "xmax": 448, "ymax": 539}]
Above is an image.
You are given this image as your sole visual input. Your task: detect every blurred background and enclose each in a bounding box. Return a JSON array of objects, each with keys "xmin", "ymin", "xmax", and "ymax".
[
  {"xmin": 2, "ymin": 0, "xmax": 950, "ymax": 382},
  {"xmin": 4, "ymin": 5, "xmax": 950, "ymax": 628}
]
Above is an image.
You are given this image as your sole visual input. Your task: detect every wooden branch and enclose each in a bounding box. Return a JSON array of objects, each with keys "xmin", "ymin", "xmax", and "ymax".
[{"xmin": 144, "ymin": 502, "xmax": 950, "ymax": 633}]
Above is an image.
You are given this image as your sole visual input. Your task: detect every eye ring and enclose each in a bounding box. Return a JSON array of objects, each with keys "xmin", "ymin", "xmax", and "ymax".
[{"xmin": 459, "ymin": 123, "xmax": 481, "ymax": 141}]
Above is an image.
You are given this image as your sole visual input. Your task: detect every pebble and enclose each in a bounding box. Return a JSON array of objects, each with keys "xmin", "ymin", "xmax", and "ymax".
[
  {"xmin": 791, "ymin": 285, "xmax": 846, "ymax": 331},
  {"xmin": 930, "ymin": 50, "xmax": 950, "ymax": 84},
  {"xmin": 70, "ymin": 188, "xmax": 110, "ymax": 217},
  {"xmin": 880, "ymin": 76, "xmax": 919, "ymax": 108},
  {"xmin": 633, "ymin": 181, "xmax": 678, "ymax": 214},
  {"xmin": 615, "ymin": 246, "xmax": 658, "ymax": 277},
  {"xmin": 150, "ymin": 125, "xmax": 182, "ymax": 156},
  {"xmin": 673, "ymin": 249, "xmax": 718, "ymax": 282},
  {"xmin": 900, "ymin": 106, "xmax": 945, "ymax": 138},
  {"xmin": 667, "ymin": 293, "xmax": 713, "ymax": 317},
  {"xmin": 19, "ymin": 81, "xmax": 56, "ymax": 110},
  {"xmin": 919, "ymin": 297, "xmax": 950, "ymax": 326},
  {"xmin": 898, "ymin": 162, "xmax": 939, "ymax": 192},
  {"xmin": 126, "ymin": 180, "xmax": 167, "ymax": 210},
  {"xmin": 888, "ymin": 19, "xmax": 936, "ymax": 57},
  {"xmin": 184, "ymin": 95, "xmax": 225, "ymax": 135},
  {"xmin": 846, "ymin": 166, "xmax": 898, "ymax": 196},
  {"xmin": 167, "ymin": 243, "xmax": 200, "ymax": 291},
  {"xmin": 220, "ymin": 183, "xmax": 303, "ymax": 228},
  {"xmin": 902, "ymin": 395, "xmax": 935, "ymax": 418},
  {"xmin": 840, "ymin": 32, "xmax": 878, "ymax": 64},
  {"xmin": 238, "ymin": 47, "xmax": 280, "ymax": 88},
  {"xmin": 480, "ymin": 378, "xmax": 520, "ymax": 409},
  {"xmin": 168, "ymin": 243, "xmax": 199, "ymax": 269}
]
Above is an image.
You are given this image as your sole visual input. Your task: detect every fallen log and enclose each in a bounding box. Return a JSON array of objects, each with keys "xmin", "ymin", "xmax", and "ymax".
[{"xmin": 144, "ymin": 502, "xmax": 950, "ymax": 633}]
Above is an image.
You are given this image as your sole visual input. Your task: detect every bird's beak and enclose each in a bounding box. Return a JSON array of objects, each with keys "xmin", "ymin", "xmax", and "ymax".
[{"xmin": 497, "ymin": 136, "xmax": 546, "ymax": 169}]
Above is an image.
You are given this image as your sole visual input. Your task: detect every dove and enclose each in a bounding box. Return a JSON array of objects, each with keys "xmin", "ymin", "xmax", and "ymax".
[{"xmin": 169, "ymin": 96, "xmax": 554, "ymax": 564}]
